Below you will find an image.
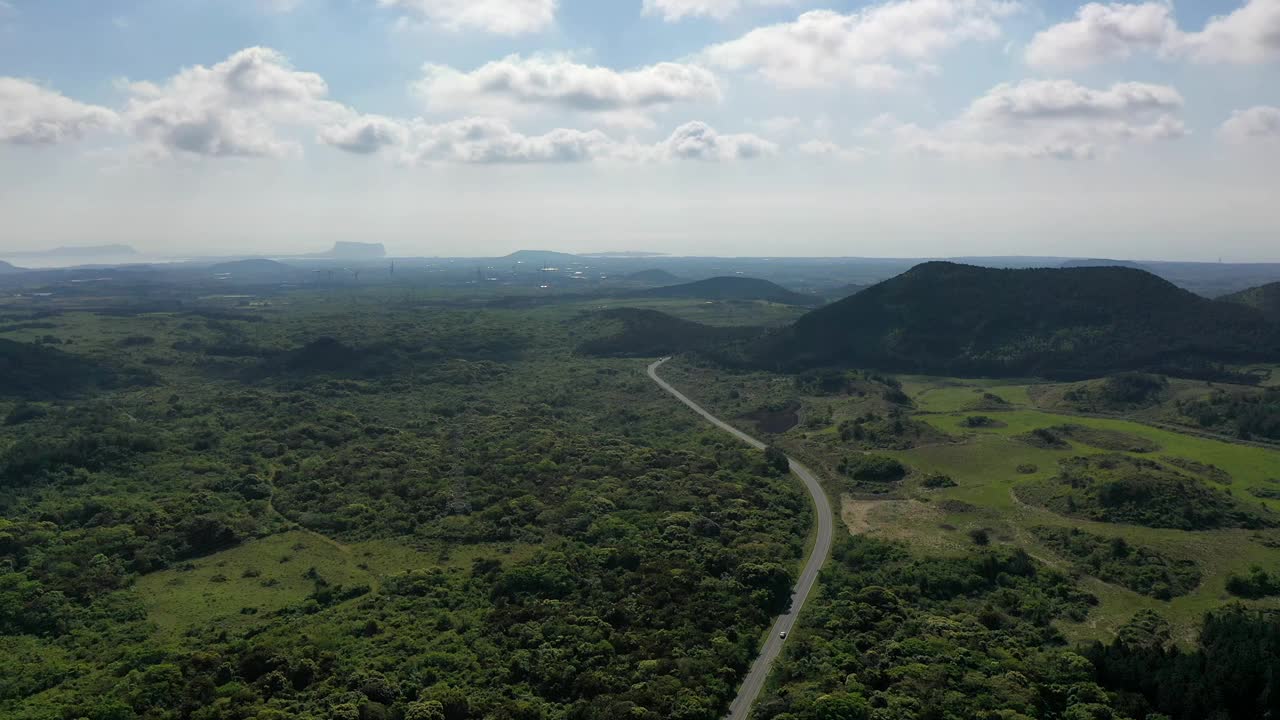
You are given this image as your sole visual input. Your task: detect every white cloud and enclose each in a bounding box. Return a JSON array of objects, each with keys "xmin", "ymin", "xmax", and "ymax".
[
  {"xmin": 1219, "ymin": 106, "xmax": 1280, "ymax": 144},
  {"xmin": 1179, "ymin": 0, "xmax": 1280, "ymax": 64},
  {"xmin": 415, "ymin": 55, "xmax": 721, "ymax": 124},
  {"xmin": 1025, "ymin": 2, "xmax": 1176, "ymax": 70},
  {"xmin": 886, "ymin": 79, "xmax": 1186, "ymax": 159},
  {"xmin": 659, "ymin": 121, "xmax": 778, "ymax": 160},
  {"xmin": 0, "ymin": 77, "xmax": 119, "ymax": 145},
  {"xmin": 1026, "ymin": 0, "xmax": 1280, "ymax": 70},
  {"xmin": 752, "ymin": 115, "xmax": 803, "ymax": 134},
  {"xmin": 398, "ymin": 117, "xmax": 775, "ymax": 164},
  {"xmin": 797, "ymin": 139, "xmax": 869, "ymax": 160},
  {"xmin": 122, "ymin": 47, "xmax": 350, "ymax": 158},
  {"xmin": 701, "ymin": 0, "xmax": 1022, "ymax": 89},
  {"xmin": 643, "ymin": 0, "xmax": 797, "ymax": 22},
  {"xmin": 377, "ymin": 0, "xmax": 556, "ymax": 35},
  {"xmin": 402, "ymin": 117, "xmax": 616, "ymax": 164},
  {"xmin": 962, "ymin": 79, "xmax": 1183, "ymax": 124},
  {"xmin": 319, "ymin": 115, "xmax": 408, "ymax": 154}
]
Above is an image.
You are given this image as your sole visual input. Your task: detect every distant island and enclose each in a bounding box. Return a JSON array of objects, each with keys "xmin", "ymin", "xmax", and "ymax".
[
  {"xmin": 322, "ymin": 242, "xmax": 386, "ymax": 259},
  {"xmin": 502, "ymin": 250, "xmax": 584, "ymax": 265},
  {"xmin": 1061, "ymin": 258, "xmax": 1148, "ymax": 270},
  {"xmin": 3, "ymin": 244, "xmax": 140, "ymax": 258}
]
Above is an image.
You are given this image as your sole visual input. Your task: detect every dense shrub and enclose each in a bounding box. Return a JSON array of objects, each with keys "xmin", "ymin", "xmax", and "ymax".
[{"xmin": 1032, "ymin": 526, "xmax": 1201, "ymax": 599}]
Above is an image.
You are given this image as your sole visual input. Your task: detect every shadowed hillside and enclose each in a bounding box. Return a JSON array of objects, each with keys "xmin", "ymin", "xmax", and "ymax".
[
  {"xmin": 576, "ymin": 308, "xmax": 761, "ymax": 358},
  {"xmin": 752, "ymin": 262, "xmax": 1280, "ymax": 379},
  {"xmin": 1221, "ymin": 282, "xmax": 1280, "ymax": 322},
  {"xmin": 0, "ymin": 339, "xmax": 140, "ymax": 399},
  {"xmin": 633, "ymin": 276, "xmax": 818, "ymax": 306}
]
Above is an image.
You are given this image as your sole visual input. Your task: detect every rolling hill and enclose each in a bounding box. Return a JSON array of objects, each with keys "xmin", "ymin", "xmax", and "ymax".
[
  {"xmin": 207, "ymin": 259, "xmax": 302, "ymax": 281},
  {"xmin": 1220, "ymin": 282, "xmax": 1280, "ymax": 322},
  {"xmin": 624, "ymin": 269, "xmax": 682, "ymax": 285},
  {"xmin": 0, "ymin": 261, "xmax": 22, "ymax": 274},
  {"xmin": 752, "ymin": 262, "xmax": 1280, "ymax": 379},
  {"xmin": 503, "ymin": 249, "xmax": 583, "ymax": 265},
  {"xmin": 632, "ymin": 276, "xmax": 819, "ymax": 306},
  {"xmin": 576, "ymin": 308, "xmax": 760, "ymax": 358}
]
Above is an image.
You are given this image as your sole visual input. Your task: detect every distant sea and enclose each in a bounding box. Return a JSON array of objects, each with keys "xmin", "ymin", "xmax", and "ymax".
[{"xmin": 0, "ymin": 255, "xmax": 193, "ymax": 269}]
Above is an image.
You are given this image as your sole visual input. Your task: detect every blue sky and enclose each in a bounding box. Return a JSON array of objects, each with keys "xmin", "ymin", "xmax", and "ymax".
[{"xmin": 1, "ymin": 0, "xmax": 1278, "ymax": 259}]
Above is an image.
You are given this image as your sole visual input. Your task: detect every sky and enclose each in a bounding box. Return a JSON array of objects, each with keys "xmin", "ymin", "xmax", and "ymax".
[{"xmin": 1, "ymin": 0, "xmax": 1278, "ymax": 260}]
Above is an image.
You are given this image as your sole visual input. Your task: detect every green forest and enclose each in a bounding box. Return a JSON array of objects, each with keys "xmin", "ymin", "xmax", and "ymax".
[
  {"xmin": 4, "ymin": 265, "xmax": 1280, "ymax": 720},
  {"xmin": 1, "ymin": 296, "xmax": 814, "ymax": 720}
]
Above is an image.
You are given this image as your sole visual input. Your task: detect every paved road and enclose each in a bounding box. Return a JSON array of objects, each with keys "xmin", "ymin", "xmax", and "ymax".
[{"xmin": 647, "ymin": 358, "xmax": 834, "ymax": 720}]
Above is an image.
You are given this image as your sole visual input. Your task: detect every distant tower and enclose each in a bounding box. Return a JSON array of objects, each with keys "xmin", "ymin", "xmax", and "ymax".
[{"xmin": 390, "ymin": 260, "xmax": 396, "ymax": 278}]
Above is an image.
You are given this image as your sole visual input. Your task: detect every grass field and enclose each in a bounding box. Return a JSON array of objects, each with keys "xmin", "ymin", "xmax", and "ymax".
[
  {"xmin": 887, "ymin": 378, "xmax": 1280, "ymax": 644},
  {"xmin": 135, "ymin": 531, "xmax": 536, "ymax": 636},
  {"xmin": 660, "ymin": 359, "xmax": 1280, "ymax": 646}
]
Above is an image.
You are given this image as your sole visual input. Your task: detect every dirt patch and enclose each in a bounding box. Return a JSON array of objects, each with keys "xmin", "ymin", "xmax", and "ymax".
[
  {"xmin": 743, "ymin": 402, "xmax": 800, "ymax": 434},
  {"xmin": 841, "ymin": 497, "xmax": 948, "ymax": 541},
  {"xmin": 842, "ymin": 498, "xmax": 883, "ymax": 535}
]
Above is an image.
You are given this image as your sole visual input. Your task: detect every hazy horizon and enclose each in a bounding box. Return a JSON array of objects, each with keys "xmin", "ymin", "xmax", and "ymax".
[
  {"xmin": 2, "ymin": 0, "xmax": 1278, "ymax": 261},
  {"xmin": 6, "ymin": 244, "xmax": 1280, "ymax": 267}
]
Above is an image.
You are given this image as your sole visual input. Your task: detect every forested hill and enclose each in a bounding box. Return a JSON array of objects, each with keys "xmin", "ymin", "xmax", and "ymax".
[
  {"xmin": 0, "ymin": 339, "xmax": 130, "ymax": 398},
  {"xmin": 751, "ymin": 262, "xmax": 1280, "ymax": 379},
  {"xmin": 1221, "ymin": 282, "xmax": 1280, "ymax": 322},
  {"xmin": 577, "ymin": 308, "xmax": 761, "ymax": 357},
  {"xmin": 207, "ymin": 259, "xmax": 303, "ymax": 281},
  {"xmin": 633, "ymin": 277, "xmax": 818, "ymax": 306},
  {"xmin": 624, "ymin": 269, "xmax": 681, "ymax": 285}
]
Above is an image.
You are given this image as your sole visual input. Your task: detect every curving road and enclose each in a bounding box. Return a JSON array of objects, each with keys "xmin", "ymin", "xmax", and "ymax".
[{"xmin": 647, "ymin": 358, "xmax": 834, "ymax": 720}]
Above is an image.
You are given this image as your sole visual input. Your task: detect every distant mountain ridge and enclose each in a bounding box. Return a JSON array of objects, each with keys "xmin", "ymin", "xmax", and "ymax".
[
  {"xmin": 751, "ymin": 262, "xmax": 1280, "ymax": 379},
  {"xmin": 1061, "ymin": 259, "xmax": 1148, "ymax": 270},
  {"xmin": 1220, "ymin": 282, "xmax": 1280, "ymax": 322},
  {"xmin": 4, "ymin": 244, "xmax": 139, "ymax": 258},
  {"xmin": 624, "ymin": 269, "xmax": 681, "ymax": 285},
  {"xmin": 633, "ymin": 276, "xmax": 818, "ymax": 306},
  {"xmin": 0, "ymin": 261, "xmax": 23, "ymax": 274}
]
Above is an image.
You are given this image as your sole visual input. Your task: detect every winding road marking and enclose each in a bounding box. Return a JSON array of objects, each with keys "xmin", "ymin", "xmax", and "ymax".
[{"xmin": 647, "ymin": 358, "xmax": 834, "ymax": 720}]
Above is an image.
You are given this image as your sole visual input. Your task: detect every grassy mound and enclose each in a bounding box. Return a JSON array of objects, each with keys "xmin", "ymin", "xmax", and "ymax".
[{"xmin": 1016, "ymin": 454, "xmax": 1275, "ymax": 530}]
